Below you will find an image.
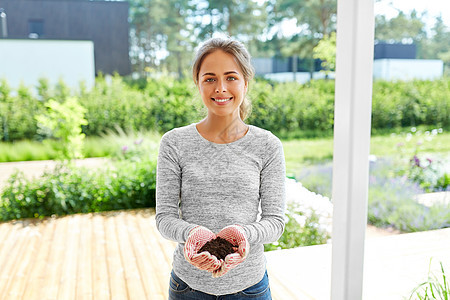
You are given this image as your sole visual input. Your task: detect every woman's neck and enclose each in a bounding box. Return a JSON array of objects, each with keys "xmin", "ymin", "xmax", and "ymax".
[{"xmin": 198, "ymin": 115, "xmax": 248, "ymax": 144}]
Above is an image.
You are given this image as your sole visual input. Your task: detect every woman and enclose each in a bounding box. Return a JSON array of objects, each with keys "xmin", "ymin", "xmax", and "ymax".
[{"xmin": 156, "ymin": 37, "xmax": 286, "ymax": 299}]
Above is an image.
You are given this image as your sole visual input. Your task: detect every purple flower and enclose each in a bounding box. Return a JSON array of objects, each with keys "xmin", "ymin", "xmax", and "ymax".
[
  {"xmin": 412, "ymin": 155, "xmax": 421, "ymax": 167},
  {"xmin": 121, "ymin": 145, "xmax": 128, "ymax": 153},
  {"xmin": 426, "ymin": 158, "xmax": 432, "ymax": 164},
  {"xmin": 134, "ymin": 139, "xmax": 143, "ymax": 145}
]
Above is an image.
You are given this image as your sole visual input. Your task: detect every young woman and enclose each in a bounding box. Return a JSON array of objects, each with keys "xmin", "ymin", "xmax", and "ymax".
[{"xmin": 156, "ymin": 37, "xmax": 286, "ymax": 299}]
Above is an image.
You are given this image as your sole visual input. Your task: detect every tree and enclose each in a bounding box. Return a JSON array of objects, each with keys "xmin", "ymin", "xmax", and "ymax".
[
  {"xmin": 193, "ymin": 0, "xmax": 268, "ymax": 43},
  {"xmin": 313, "ymin": 31, "xmax": 336, "ymax": 75},
  {"xmin": 271, "ymin": 0, "xmax": 336, "ymax": 37},
  {"xmin": 129, "ymin": 0, "xmax": 195, "ymax": 77},
  {"xmin": 375, "ymin": 11, "xmax": 427, "ymax": 57},
  {"xmin": 429, "ymin": 16, "xmax": 450, "ymax": 75},
  {"xmin": 268, "ymin": 0, "xmax": 337, "ymax": 79}
]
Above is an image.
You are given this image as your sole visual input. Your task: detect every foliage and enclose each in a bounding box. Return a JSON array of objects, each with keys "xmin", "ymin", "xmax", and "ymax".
[
  {"xmin": 124, "ymin": 0, "xmax": 450, "ymax": 78},
  {"xmin": 291, "ymin": 157, "xmax": 450, "ymax": 233},
  {"xmin": 408, "ymin": 259, "xmax": 449, "ymax": 300},
  {"xmin": 98, "ymin": 126, "xmax": 160, "ymax": 162},
  {"xmin": 394, "ymin": 127, "xmax": 449, "ymax": 192},
  {"xmin": 368, "ymin": 159, "xmax": 450, "ymax": 232},
  {"xmin": 1, "ymin": 77, "xmax": 450, "ymax": 144},
  {"xmin": 375, "ymin": 11, "xmax": 426, "ymax": 45},
  {"xmin": 371, "ymin": 79, "xmax": 450, "ymax": 130},
  {"xmin": 264, "ymin": 204, "xmax": 330, "ymax": 251},
  {"xmin": 264, "ymin": 178, "xmax": 332, "ymax": 251},
  {"xmin": 35, "ymin": 97, "xmax": 88, "ymax": 160},
  {"xmin": 0, "ymin": 80, "xmax": 44, "ymax": 142},
  {"xmin": 79, "ymin": 75, "xmax": 203, "ymax": 136},
  {"xmin": 0, "ymin": 158, "xmax": 157, "ymax": 221},
  {"xmin": 0, "ymin": 140, "xmax": 58, "ymax": 162},
  {"xmin": 128, "ymin": 0, "xmax": 195, "ymax": 75},
  {"xmin": 313, "ymin": 32, "xmax": 336, "ymax": 73},
  {"xmin": 404, "ymin": 155, "xmax": 449, "ymax": 192},
  {"xmin": 193, "ymin": 0, "xmax": 268, "ymax": 42}
]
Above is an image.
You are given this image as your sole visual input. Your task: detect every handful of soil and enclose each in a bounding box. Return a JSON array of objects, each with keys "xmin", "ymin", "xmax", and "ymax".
[{"xmin": 199, "ymin": 237, "xmax": 238, "ymax": 260}]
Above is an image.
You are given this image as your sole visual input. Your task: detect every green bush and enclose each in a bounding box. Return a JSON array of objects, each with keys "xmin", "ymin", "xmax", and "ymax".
[
  {"xmin": 0, "ymin": 158, "xmax": 157, "ymax": 221},
  {"xmin": 264, "ymin": 202, "xmax": 330, "ymax": 251},
  {"xmin": 79, "ymin": 75, "xmax": 203, "ymax": 136},
  {"xmin": 36, "ymin": 97, "xmax": 88, "ymax": 160},
  {"xmin": 0, "ymin": 80, "xmax": 45, "ymax": 141},
  {"xmin": 1, "ymin": 76, "xmax": 449, "ymax": 142}
]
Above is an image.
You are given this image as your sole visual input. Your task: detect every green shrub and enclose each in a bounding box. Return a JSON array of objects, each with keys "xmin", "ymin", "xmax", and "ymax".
[
  {"xmin": 264, "ymin": 201, "xmax": 330, "ymax": 251},
  {"xmin": 0, "ymin": 158, "xmax": 157, "ymax": 221},
  {"xmin": 78, "ymin": 75, "xmax": 204, "ymax": 136},
  {"xmin": 1, "ymin": 76, "xmax": 449, "ymax": 142},
  {"xmin": 0, "ymin": 80, "xmax": 45, "ymax": 141},
  {"xmin": 35, "ymin": 97, "xmax": 88, "ymax": 160},
  {"xmin": 368, "ymin": 163, "xmax": 450, "ymax": 233}
]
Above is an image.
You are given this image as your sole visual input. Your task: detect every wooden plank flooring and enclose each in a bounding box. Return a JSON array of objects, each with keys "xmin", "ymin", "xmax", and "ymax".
[
  {"xmin": 7, "ymin": 207, "xmax": 444, "ymax": 299},
  {"xmin": 0, "ymin": 209, "xmax": 295, "ymax": 299}
]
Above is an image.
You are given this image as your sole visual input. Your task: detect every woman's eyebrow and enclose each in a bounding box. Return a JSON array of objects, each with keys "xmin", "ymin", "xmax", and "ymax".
[
  {"xmin": 201, "ymin": 71, "xmax": 239, "ymax": 77},
  {"xmin": 201, "ymin": 72, "xmax": 215, "ymax": 77}
]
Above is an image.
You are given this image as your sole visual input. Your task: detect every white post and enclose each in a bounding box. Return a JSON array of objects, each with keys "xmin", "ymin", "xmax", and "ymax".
[{"xmin": 331, "ymin": 0, "xmax": 375, "ymax": 299}]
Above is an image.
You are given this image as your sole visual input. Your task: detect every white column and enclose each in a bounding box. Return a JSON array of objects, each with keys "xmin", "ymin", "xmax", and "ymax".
[{"xmin": 331, "ymin": 0, "xmax": 375, "ymax": 299}]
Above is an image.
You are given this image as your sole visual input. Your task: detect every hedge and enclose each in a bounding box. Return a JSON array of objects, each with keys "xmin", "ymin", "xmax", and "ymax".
[
  {"xmin": 1, "ymin": 76, "xmax": 449, "ymax": 142},
  {"xmin": 0, "ymin": 158, "xmax": 157, "ymax": 221}
]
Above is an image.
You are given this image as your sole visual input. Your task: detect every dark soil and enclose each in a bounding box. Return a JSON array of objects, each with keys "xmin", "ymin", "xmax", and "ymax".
[{"xmin": 199, "ymin": 237, "xmax": 237, "ymax": 260}]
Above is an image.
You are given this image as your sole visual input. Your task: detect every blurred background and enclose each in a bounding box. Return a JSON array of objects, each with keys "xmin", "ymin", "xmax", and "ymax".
[
  {"xmin": 0, "ymin": 0, "xmax": 449, "ymax": 87},
  {"xmin": 0, "ymin": 1, "xmax": 449, "ymax": 298}
]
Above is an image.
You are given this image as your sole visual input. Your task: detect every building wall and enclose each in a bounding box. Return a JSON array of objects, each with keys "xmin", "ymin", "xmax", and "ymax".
[
  {"xmin": 0, "ymin": 39, "xmax": 95, "ymax": 89},
  {"xmin": 374, "ymin": 43, "xmax": 416, "ymax": 60},
  {"xmin": 373, "ymin": 59, "xmax": 443, "ymax": 81},
  {"xmin": 0, "ymin": 0, "xmax": 130, "ymax": 75}
]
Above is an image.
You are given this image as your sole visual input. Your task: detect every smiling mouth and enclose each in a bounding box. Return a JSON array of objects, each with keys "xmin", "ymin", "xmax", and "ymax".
[{"xmin": 212, "ymin": 97, "xmax": 233, "ymax": 103}]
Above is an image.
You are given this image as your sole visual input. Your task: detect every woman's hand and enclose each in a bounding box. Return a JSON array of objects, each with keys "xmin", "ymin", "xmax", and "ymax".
[
  {"xmin": 213, "ymin": 225, "xmax": 249, "ymax": 278},
  {"xmin": 184, "ymin": 226, "xmax": 222, "ymax": 272}
]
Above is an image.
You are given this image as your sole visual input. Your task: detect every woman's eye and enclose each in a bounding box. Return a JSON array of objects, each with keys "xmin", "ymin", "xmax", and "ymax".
[
  {"xmin": 227, "ymin": 76, "xmax": 237, "ymax": 81},
  {"xmin": 205, "ymin": 78, "xmax": 215, "ymax": 82}
]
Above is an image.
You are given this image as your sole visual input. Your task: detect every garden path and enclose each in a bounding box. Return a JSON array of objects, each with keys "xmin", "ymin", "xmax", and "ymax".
[{"xmin": 0, "ymin": 158, "xmax": 109, "ymax": 191}]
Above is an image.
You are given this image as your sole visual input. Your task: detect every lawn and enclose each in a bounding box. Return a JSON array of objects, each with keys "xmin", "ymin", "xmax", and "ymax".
[
  {"xmin": 283, "ymin": 128, "xmax": 450, "ymax": 176},
  {"xmin": 1, "ymin": 127, "xmax": 449, "ymax": 172}
]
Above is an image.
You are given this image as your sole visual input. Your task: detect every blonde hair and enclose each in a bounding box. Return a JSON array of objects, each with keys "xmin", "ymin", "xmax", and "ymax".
[{"xmin": 192, "ymin": 37, "xmax": 254, "ymax": 121}]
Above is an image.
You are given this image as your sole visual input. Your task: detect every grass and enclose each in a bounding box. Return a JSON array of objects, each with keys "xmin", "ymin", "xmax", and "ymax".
[
  {"xmin": 282, "ymin": 128, "xmax": 450, "ymax": 176},
  {"xmin": 0, "ymin": 128, "xmax": 162, "ymax": 163},
  {"xmin": 0, "ymin": 140, "xmax": 58, "ymax": 162},
  {"xmin": 408, "ymin": 259, "xmax": 449, "ymax": 300},
  {"xmin": 1, "ymin": 126, "xmax": 449, "ymax": 169}
]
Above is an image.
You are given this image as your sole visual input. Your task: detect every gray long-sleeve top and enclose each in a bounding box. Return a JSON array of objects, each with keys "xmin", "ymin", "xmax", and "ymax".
[{"xmin": 155, "ymin": 123, "xmax": 286, "ymax": 295}]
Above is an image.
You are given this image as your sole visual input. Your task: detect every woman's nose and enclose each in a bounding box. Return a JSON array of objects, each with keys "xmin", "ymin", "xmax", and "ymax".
[{"xmin": 215, "ymin": 80, "xmax": 226, "ymax": 93}]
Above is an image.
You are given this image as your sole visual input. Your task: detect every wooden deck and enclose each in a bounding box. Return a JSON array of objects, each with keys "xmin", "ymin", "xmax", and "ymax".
[
  {"xmin": 1, "ymin": 208, "xmax": 449, "ymax": 299},
  {"xmin": 0, "ymin": 208, "xmax": 296, "ymax": 299},
  {"xmin": 0, "ymin": 209, "xmax": 177, "ymax": 300}
]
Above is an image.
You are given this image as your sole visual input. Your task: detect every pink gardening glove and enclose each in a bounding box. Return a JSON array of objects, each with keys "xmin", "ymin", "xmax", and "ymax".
[
  {"xmin": 184, "ymin": 226, "xmax": 222, "ymax": 272},
  {"xmin": 212, "ymin": 225, "xmax": 249, "ymax": 278}
]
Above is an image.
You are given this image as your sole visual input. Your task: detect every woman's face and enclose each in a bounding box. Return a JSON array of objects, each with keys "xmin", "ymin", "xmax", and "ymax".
[{"xmin": 197, "ymin": 50, "xmax": 248, "ymax": 119}]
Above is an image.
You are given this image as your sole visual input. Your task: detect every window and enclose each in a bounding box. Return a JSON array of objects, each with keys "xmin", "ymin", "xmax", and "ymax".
[{"xmin": 28, "ymin": 19, "xmax": 44, "ymax": 37}]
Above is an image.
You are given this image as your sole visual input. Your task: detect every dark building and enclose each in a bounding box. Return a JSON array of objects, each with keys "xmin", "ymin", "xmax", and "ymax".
[
  {"xmin": 253, "ymin": 57, "xmax": 323, "ymax": 76},
  {"xmin": 374, "ymin": 43, "xmax": 416, "ymax": 60},
  {"xmin": 0, "ymin": 0, "xmax": 130, "ymax": 75}
]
